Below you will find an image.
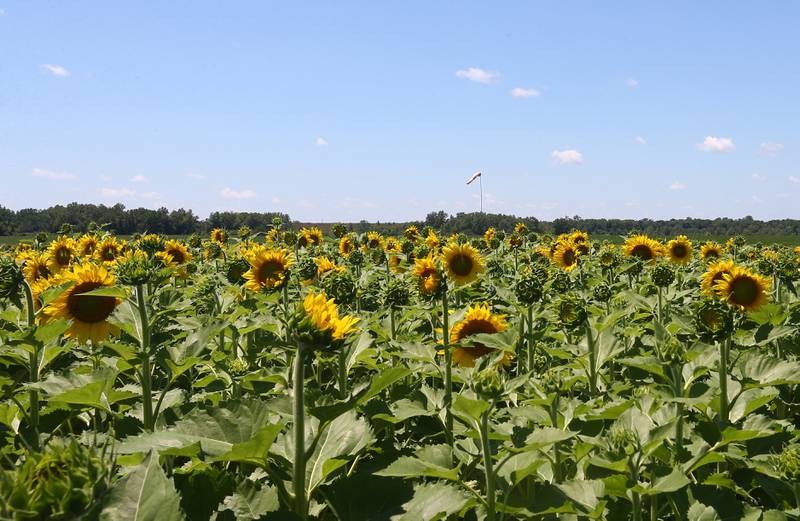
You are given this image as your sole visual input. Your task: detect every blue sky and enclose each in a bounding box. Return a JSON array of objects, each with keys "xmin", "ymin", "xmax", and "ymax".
[{"xmin": 1, "ymin": 2, "xmax": 798, "ymax": 222}]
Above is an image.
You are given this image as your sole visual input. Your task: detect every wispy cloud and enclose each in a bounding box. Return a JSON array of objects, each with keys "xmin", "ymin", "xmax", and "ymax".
[
  {"xmin": 31, "ymin": 167, "xmax": 75, "ymax": 180},
  {"xmin": 40, "ymin": 64, "xmax": 70, "ymax": 77},
  {"xmin": 510, "ymin": 87, "xmax": 540, "ymax": 98},
  {"xmin": 752, "ymin": 173, "xmax": 767, "ymax": 181},
  {"xmin": 141, "ymin": 191, "xmax": 163, "ymax": 199},
  {"xmin": 130, "ymin": 175, "xmax": 147, "ymax": 182},
  {"xmin": 789, "ymin": 176, "xmax": 800, "ymax": 184},
  {"xmin": 221, "ymin": 187, "xmax": 257, "ymax": 199},
  {"xmin": 100, "ymin": 187, "xmax": 135, "ymax": 198},
  {"xmin": 551, "ymin": 149, "xmax": 583, "ymax": 165},
  {"xmin": 315, "ymin": 137, "xmax": 329, "ymax": 146},
  {"xmin": 760, "ymin": 142, "xmax": 784, "ymax": 156},
  {"xmin": 455, "ymin": 67, "xmax": 498, "ymax": 84},
  {"xmin": 669, "ymin": 182, "xmax": 687, "ymax": 191},
  {"xmin": 0, "ymin": 9, "xmax": 5, "ymax": 15},
  {"xmin": 186, "ymin": 173, "xmax": 206, "ymax": 180},
  {"xmin": 635, "ymin": 136, "xmax": 647, "ymax": 145},
  {"xmin": 627, "ymin": 78, "xmax": 639, "ymax": 88},
  {"xmin": 271, "ymin": 196, "xmax": 281, "ymax": 204},
  {"xmin": 697, "ymin": 136, "xmax": 735, "ymax": 152}
]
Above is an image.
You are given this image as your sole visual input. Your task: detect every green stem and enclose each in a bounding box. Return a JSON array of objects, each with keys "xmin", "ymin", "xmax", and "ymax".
[
  {"xmin": 672, "ymin": 365, "xmax": 684, "ymax": 462},
  {"xmin": 631, "ymin": 461, "xmax": 642, "ymax": 521},
  {"xmin": 550, "ymin": 394, "xmax": 562, "ymax": 483},
  {"xmin": 293, "ymin": 343, "xmax": 307, "ymax": 520},
  {"xmin": 526, "ymin": 306, "xmax": 534, "ymax": 373},
  {"xmin": 390, "ymin": 308, "xmax": 396, "ymax": 341},
  {"xmin": 338, "ymin": 348, "xmax": 347, "ymax": 398},
  {"xmin": 793, "ymin": 482, "xmax": 800, "ymax": 511},
  {"xmin": 136, "ymin": 284, "xmax": 154, "ymax": 431},
  {"xmin": 283, "ymin": 283, "xmax": 291, "ymax": 341},
  {"xmin": 479, "ymin": 408, "xmax": 496, "ymax": 521},
  {"xmin": 442, "ymin": 286, "xmax": 453, "ymax": 446},
  {"xmin": 23, "ymin": 281, "xmax": 40, "ymax": 451},
  {"xmin": 585, "ymin": 320, "xmax": 598, "ymax": 395},
  {"xmin": 718, "ymin": 339, "xmax": 729, "ymax": 427}
]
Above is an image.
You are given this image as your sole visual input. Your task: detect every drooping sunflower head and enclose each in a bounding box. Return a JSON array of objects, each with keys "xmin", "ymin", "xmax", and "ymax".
[
  {"xmin": 441, "ymin": 242, "xmax": 485, "ymax": 285},
  {"xmin": 163, "ymin": 240, "xmax": 192, "ymax": 265},
  {"xmin": 412, "ymin": 252, "xmax": 442, "ymax": 297},
  {"xmin": 693, "ymin": 298, "xmax": 734, "ymax": 342},
  {"xmin": 450, "ymin": 303, "xmax": 509, "ymax": 368},
  {"xmin": 666, "ymin": 235, "xmax": 693, "ymax": 265},
  {"xmin": 210, "ymin": 228, "xmax": 228, "ymax": 244},
  {"xmin": 715, "ymin": 266, "xmax": 770, "ymax": 312},
  {"xmin": 298, "ymin": 291, "xmax": 359, "ymax": 346},
  {"xmin": 77, "ymin": 235, "xmax": 99, "ymax": 257},
  {"xmin": 339, "ymin": 235, "xmax": 356, "ymax": 257},
  {"xmin": 43, "ymin": 263, "xmax": 121, "ymax": 344},
  {"xmin": 46, "ymin": 237, "xmax": 77, "ymax": 273},
  {"xmin": 366, "ymin": 231, "xmax": 385, "ymax": 250},
  {"xmin": 94, "ymin": 237, "xmax": 124, "ymax": 264},
  {"xmin": 243, "ymin": 246, "xmax": 293, "ymax": 291},
  {"xmin": 425, "ymin": 230, "xmax": 440, "ymax": 250},
  {"xmin": 700, "ymin": 260, "xmax": 736, "ymax": 296},
  {"xmin": 700, "ymin": 242, "xmax": 723, "ymax": 262},
  {"xmin": 404, "ymin": 226, "xmax": 420, "ymax": 242},
  {"xmin": 552, "ymin": 241, "xmax": 580, "ymax": 272},
  {"xmin": 623, "ymin": 235, "xmax": 663, "ymax": 262}
]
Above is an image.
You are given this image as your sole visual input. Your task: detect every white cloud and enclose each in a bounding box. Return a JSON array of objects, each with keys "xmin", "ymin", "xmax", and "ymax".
[
  {"xmin": 100, "ymin": 187, "xmax": 135, "ymax": 198},
  {"xmin": 510, "ymin": 87, "xmax": 540, "ymax": 98},
  {"xmin": 669, "ymin": 182, "xmax": 687, "ymax": 191},
  {"xmin": 271, "ymin": 196, "xmax": 281, "ymax": 204},
  {"xmin": 315, "ymin": 137, "xmax": 329, "ymax": 146},
  {"xmin": 31, "ymin": 167, "xmax": 75, "ymax": 180},
  {"xmin": 760, "ymin": 142, "xmax": 784, "ymax": 156},
  {"xmin": 221, "ymin": 187, "xmax": 257, "ymax": 199},
  {"xmin": 635, "ymin": 136, "xmax": 647, "ymax": 145},
  {"xmin": 130, "ymin": 175, "xmax": 147, "ymax": 182},
  {"xmin": 627, "ymin": 78, "xmax": 639, "ymax": 88},
  {"xmin": 697, "ymin": 136, "xmax": 735, "ymax": 152},
  {"xmin": 186, "ymin": 173, "xmax": 206, "ymax": 180},
  {"xmin": 752, "ymin": 173, "xmax": 767, "ymax": 181},
  {"xmin": 455, "ymin": 67, "xmax": 498, "ymax": 84},
  {"xmin": 789, "ymin": 176, "xmax": 800, "ymax": 184},
  {"xmin": 752, "ymin": 195, "xmax": 765, "ymax": 204},
  {"xmin": 141, "ymin": 191, "xmax": 163, "ymax": 199},
  {"xmin": 551, "ymin": 149, "xmax": 583, "ymax": 164},
  {"xmin": 41, "ymin": 64, "xmax": 70, "ymax": 77},
  {"xmin": 0, "ymin": 9, "xmax": 5, "ymax": 15},
  {"xmin": 99, "ymin": 174, "xmax": 112, "ymax": 182}
]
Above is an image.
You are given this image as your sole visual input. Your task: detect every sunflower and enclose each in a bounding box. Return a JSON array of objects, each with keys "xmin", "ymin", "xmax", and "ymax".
[
  {"xmin": 44, "ymin": 263, "xmax": 121, "ymax": 343},
  {"xmin": 700, "ymin": 242, "xmax": 723, "ymax": 262},
  {"xmin": 21, "ymin": 252, "xmax": 53, "ymax": 296},
  {"xmin": 570, "ymin": 230, "xmax": 589, "ymax": 244},
  {"xmin": 514, "ymin": 222, "xmax": 528, "ymax": 235},
  {"xmin": 385, "ymin": 237, "xmax": 400, "ymax": 253},
  {"xmin": 484, "ymin": 227, "xmax": 496, "ymax": 244},
  {"xmin": 243, "ymin": 246, "xmax": 293, "ymax": 291},
  {"xmin": 700, "ymin": 260, "xmax": 735, "ymax": 296},
  {"xmin": 94, "ymin": 237, "xmax": 124, "ymax": 264},
  {"xmin": 266, "ymin": 228, "xmax": 279, "ymax": 244},
  {"xmin": 77, "ymin": 235, "xmax": 99, "ymax": 257},
  {"xmin": 552, "ymin": 241, "xmax": 580, "ymax": 272},
  {"xmin": 366, "ymin": 231, "xmax": 385, "ymax": 249},
  {"xmin": 425, "ymin": 231, "xmax": 440, "ymax": 250},
  {"xmin": 715, "ymin": 266, "xmax": 770, "ymax": 311},
  {"xmin": 301, "ymin": 227, "xmax": 324, "ymax": 247},
  {"xmin": 794, "ymin": 246, "xmax": 800, "ymax": 256},
  {"xmin": 315, "ymin": 256, "xmax": 345, "ymax": 277},
  {"xmin": 210, "ymin": 229, "xmax": 228, "ymax": 244},
  {"xmin": 412, "ymin": 253, "xmax": 441, "ymax": 296},
  {"xmin": 450, "ymin": 303, "xmax": 510, "ymax": 368},
  {"xmin": 404, "ymin": 226, "xmax": 420, "ymax": 241},
  {"xmin": 666, "ymin": 235, "xmax": 693, "ymax": 265},
  {"xmin": 623, "ymin": 235, "xmax": 663, "ymax": 261},
  {"xmin": 442, "ymin": 242, "xmax": 485, "ymax": 285},
  {"xmin": 46, "ymin": 237, "xmax": 77, "ymax": 273},
  {"xmin": 339, "ymin": 235, "xmax": 356, "ymax": 257},
  {"xmin": 163, "ymin": 240, "xmax": 192, "ymax": 265},
  {"xmin": 302, "ymin": 292, "xmax": 359, "ymax": 341}
]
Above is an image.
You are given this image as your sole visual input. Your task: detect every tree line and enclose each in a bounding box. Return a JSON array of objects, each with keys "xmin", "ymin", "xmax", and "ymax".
[{"xmin": 0, "ymin": 203, "xmax": 798, "ymax": 239}]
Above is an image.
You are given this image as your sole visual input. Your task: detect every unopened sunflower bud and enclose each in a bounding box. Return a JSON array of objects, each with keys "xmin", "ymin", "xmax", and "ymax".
[
  {"xmin": 549, "ymin": 270, "xmax": 571, "ymax": 294},
  {"xmin": 541, "ymin": 367, "xmax": 562, "ymax": 393},
  {"xmin": 556, "ymin": 294, "xmax": 586, "ymax": 330},
  {"xmin": 475, "ymin": 367, "xmax": 504, "ymax": 400},
  {"xmin": 515, "ymin": 271, "xmax": 544, "ymax": 305},
  {"xmin": 238, "ymin": 225, "xmax": 251, "ymax": 239},
  {"xmin": 486, "ymin": 258, "xmax": 504, "ymax": 278},
  {"xmin": 775, "ymin": 445, "xmax": 800, "ymax": 482},
  {"xmin": 324, "ymin": 271, "xmax": 357, "ymax": 307},
  {"xmin": 608, "ymin": 426, "xmax": 638, "ymax": 458},
  {"xmin": 116, "ymin": 252, "xmax": 154, "ymax": 286},
  {"xmin": 371, "ymin": 249, "xmax": 387, "ymax": 265},
  {"xmin": 283, "ymin": 231, "xmax": 297, "ymax": 247},
  {"xmin": 296, "ymin": 257, "xmax": 318, "ymax": 282},
  {"xmin": 651, "ymin": 262, "xmax": 676, "ymax": 288},
  {"xmin": 348, "ymin": 249, "xmax": 365, "ymax": 268},
  {"xmin": 384, "ymin": 278, "xmax": 411, "ymax": 309},
  {"xmin": 401, "ymin": 239, "xmax": 415, "ymax": 256},
  {"xmin": 0, "ymin": 258, "xmax": 24, "ymax": 302},
  {"xmin": 229, "ymin": 358, "xmax": 249, "ymax": 376},
  {"xmin": 188, "ymin": 234, "xmax": 201, "ymax": 248},
  {"xmin": 693, "ymin": 299, "xmax": 733, "ymax": 343},
  {"xmin": 593, "ymin": 282, "xmax": 613, "ymax": 303},
  {"xmin": 332, "ymin": 223, "xmax": 347, "ymax": 239},
  {"xmin": 225, "ymin": 258, "xmax": 251, "ymax": 284}
]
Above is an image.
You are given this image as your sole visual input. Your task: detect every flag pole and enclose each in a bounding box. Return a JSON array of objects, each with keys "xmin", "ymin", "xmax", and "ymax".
[{"xmin": 479, "ymin": 174, "xmax": 483, "ymax": 213}]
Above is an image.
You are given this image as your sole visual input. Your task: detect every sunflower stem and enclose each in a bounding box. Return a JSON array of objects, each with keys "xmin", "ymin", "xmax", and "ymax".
[
  {"xmin": 718, "ymin": 338, "xmax": 729, "ymax": 428},
  {"xmin": 527, "ymin": 306, "xmax": 534, "ymax": 374},
  {"xmin": 479, "ymin": 407, "xmax": 496, "ymax": 521},
  {"xmin": 23, "ymin": 280, "xmax": 40, "ymax": 451},
  {"xmin": 338, "ymin": 347, "xmax": 347, "ymax": 399},
  {"xmin": 550, "ymin": 394, "xmax": 562, "ymax": 483},
  {"xmin": 585, "ymin": 320, "xmax": 598, "ymax": 395},
  {"xmin": 293, "ymin": 341, "xmax": 308, "ymax": 520},
  {"xmin": 441, "ymin": 285, "xmax": 453, "ymax": 448},
  {"xmin": 135, "ymin": 284, "xmax": 154, "ymax": 431}
]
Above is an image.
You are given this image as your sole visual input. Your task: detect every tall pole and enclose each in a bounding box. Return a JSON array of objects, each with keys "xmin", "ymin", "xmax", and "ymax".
[{"xmin": 479, "ymin": 174, "xmax": 483, "ymax": 213}]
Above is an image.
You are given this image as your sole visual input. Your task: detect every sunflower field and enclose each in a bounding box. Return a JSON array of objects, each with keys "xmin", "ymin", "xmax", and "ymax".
[{"xmin": 2, "ymin": 223, "xmax": 800, "ymax": 520}]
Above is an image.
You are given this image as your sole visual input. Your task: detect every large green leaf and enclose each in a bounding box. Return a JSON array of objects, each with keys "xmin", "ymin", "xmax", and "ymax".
[
  {"xmin": 643, "ymin": 467, "xmax": 690, "ymax": 496},
  {"xmin": 305, "ymin": 410, "xmax": 374, "ymax": 495},
  {"xmin": 376, "ymin": 444, "xmax": 459, "ymax": 481},
  {"xmin": 216, "ymin": 480, "xmax": 280, "ymax": 521},
  {"xmin": 737, "ymin": 352, "xmax": 800, "ymax": 387},
  {"xmin": 99, "ymin": 451, "xmax": 184, "ymax": 521},
  {"xmin": 391, "ymin": 482, "xmax": 472, "ymax": 521}
]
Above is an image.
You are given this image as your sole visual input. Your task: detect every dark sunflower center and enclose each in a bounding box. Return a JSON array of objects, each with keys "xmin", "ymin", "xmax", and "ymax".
[
  {"xmin": 167, "ymin": 248, "xmax": 185, "ymax": 264},
  {"xmin": 55, "ymin": 246, "xmax": 72, "ymax": 266},
  {"xmin": 66, "ymin": 282, "xmax": 117, "ymax": 324},
  {"xmin": 83, "ymin": 243, "xmax": 96, "ymax": 255},
  {"xmin": 101, "ymin": 247, "xmax": 118, "ymax": 261},
  {"xmin": 704, "ymin": 249, "xmax": 720, "ymax": 259},
  {"xmin": 450, "ymin": 253, "xmax": 474, "ymax": 276},
  {"xmin": 671, "ymin": 244, "xmax": 688, "ymax": 258},
  {"xmin": 700, "ymin": 309, "xmax": 723, "ymax": 331},
  {"xmin": 711, "ymin": 271, "xmax": 730, "ymax": 286},
  {"xmin": 562, "ymin": 249, "xmax": 576, "ymax": 266},
  {"xmin": 36, "ymin": 264, "xmax": 51, "ymax": 280},
  {"xmin": 730, "ymin": 276, "xmax": 759, "ymax": 306},
  {"xmin": 630, "ymin": 244, "xmax": 653, "ymax": 260},
  {"xmin": 258, "ymin": 260, "xmax": 285, "ymax": 282}
]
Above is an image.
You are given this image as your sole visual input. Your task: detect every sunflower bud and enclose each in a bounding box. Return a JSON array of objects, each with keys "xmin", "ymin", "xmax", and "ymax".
[
  {"xmin": 651, "ymin": 262, "xmax": 676, "ymax": 288},
  {"xmin": 384, "ymin": 278, "xmax": 411, "ymax": 309},
  {"xmin": 35, "ymin": 232, "xmax": 49, "ymax": 245},
  {"xmin": 775, "ymin": 445, "xmax": 800, "ymax": 482},
  {"xmin": 332, "ymin": 223, "xmax": 347, "ymax": 239},
  {"xmin": 371, "ymin": 249, "xmax": 387, "ymax": 265},
  {"xmin": 592, "ymin": 282, "xmax": 613, "ymax": 303},
  {"xmin": 541, "ymin": 367, "xmax": 562, "ymax": 393},
  {"xmin": 238, "ymin": 225, "xmax": 251, "ymax": 239},
  {"xmin": 188, "ymin": 234, "xmax": 201, "ymax": 248},
  {"xmin": 549, "ymin": 270, "xmax": 571, "ymax": 294},
  {"xmin": 474, "ymin": 367, "xmax": 504, "ymax": 400},
  {"xmin": 401, "ymin": 239, "xmax": 415, "ymax": 256},
  {"xmin": 358, "ymin": 284, "xmax": 382, "ymax": 312},
  {"xmin": 515, "ymin": 271, "xmax": 544, "ymax": 305},
  {"xmin": 323, "ymin": 271, "xmax": 357, "ymax": 307},
  {"xmin": 59, "ymin": 223, "xmax": 73, "ymax": 235},
  {"xmin": 283, "ymin": 231, "xmax": 297, "ymax": 248},
  {"xmin": 414, "ymin": 245, "xmax": 431, "ymax": 259},
  {"xmin": 598, "ymin": 247, "xmax": 619, "ymax": 270},
  {"xmin": 138, "ymin": 234, "xmax": 165, "ymax": 257},
  {"xmin": 204, "ymin": 241, "xmax": 223, "ymax": 260},
  {"xmin": 228, "ymin": 358, "xmax": 250, "ymax": 376},
  {"xmin": 225, "ymin": 258, "xmax": 251, "ymax": 284},
  {"xmin": 296, "ymin": 257, "xmax": 318, "ymax": 282},
  {"xmin": 0, "ymin": 257, "xmax": 24, "ymax": 303},
  {"xmin": 607, "ymin": 426, "xmax": 638, "ymax": 458},
  {"xmin": 693, "ymin": 298, "xmax": 733, "ymax": 343},
  {"xmin": 556, "ymin": 294, "xmax": 586, "ymax": 330},
  {"xmin": 116, "ymin": 252, "xmax": 155, "ymax": 286},
  {"xmin": 193, "ymin": 275, "xmax": 219, "ymax": 315},
  {"xmin": 348, "ymin": 249, "xmax": 365, "ymax": 268}
]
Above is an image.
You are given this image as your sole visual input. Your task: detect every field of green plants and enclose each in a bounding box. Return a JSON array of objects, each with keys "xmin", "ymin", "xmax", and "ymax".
[{"xmin": 1, "ymin": 223, "xmax": 800, "ymax": 520}]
